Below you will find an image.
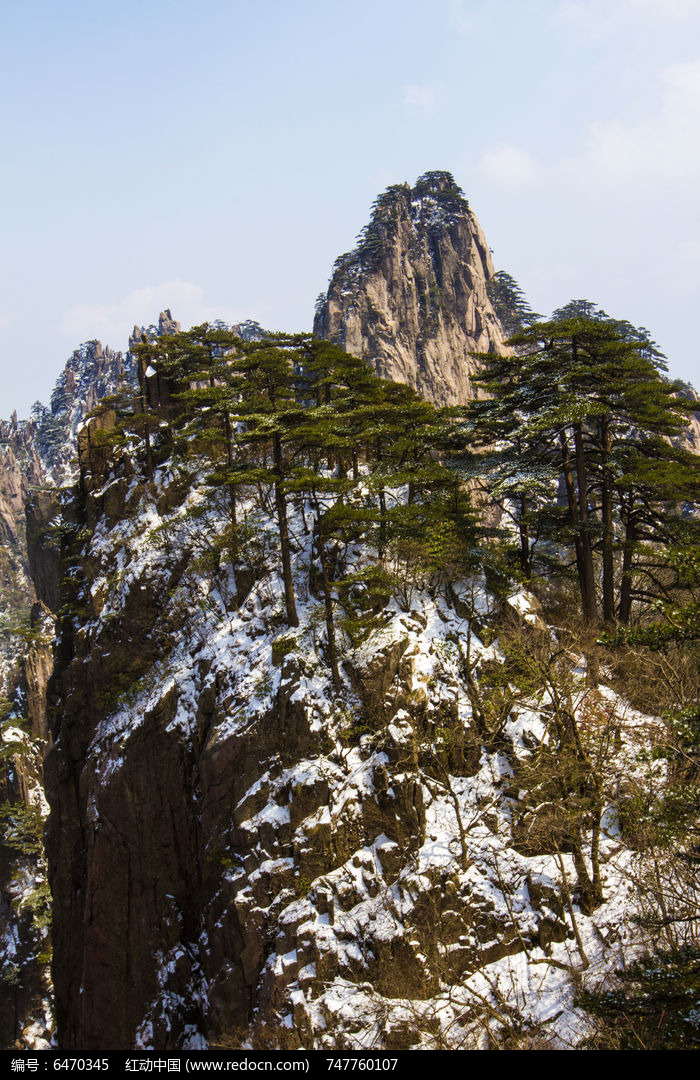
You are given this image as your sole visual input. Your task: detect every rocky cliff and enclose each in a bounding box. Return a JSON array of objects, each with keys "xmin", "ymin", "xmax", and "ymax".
[
  {"xmin": 0, "ymin": 336, "xmax": 139, "ymax": 1049},
  {"xmin": 38, "ymin": 369, "xmax": 681, "ymax": 1052},
  {"xmin": 674, "ymin": 384, "xmax": 700, "ymax": 455},
  {"xmin": 2, "ymin": 185, "xmax": 697, "ymax": 1052},
  {"xmin": 30, "ymin": 341, "xmax": 136, "ymax": 490},
  {"xmin": 0, "ymin": 419, "xmax": 44, "ymax": 698},
  {"xmin": 0, "ymin": 315, "xmax": 187, "ymax": 680},
  {"xmin": 0, "ymin": 337, "xmax": 138, "ymax": 709},
  {"xmin": 314, "ymin": 171, "xmax": 508, "ymax": 406},
  {"xmin": 0, "ymin": 311, "xmax": 282, "ymax": 1048}
]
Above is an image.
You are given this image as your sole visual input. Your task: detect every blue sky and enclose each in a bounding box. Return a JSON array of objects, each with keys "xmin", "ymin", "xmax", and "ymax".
[{"xmin": 2, "ymin": 0, "xmax": 699, "ymax": 415}]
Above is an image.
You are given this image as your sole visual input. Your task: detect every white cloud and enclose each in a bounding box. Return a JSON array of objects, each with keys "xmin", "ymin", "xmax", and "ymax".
[
  {"xmin": 555, "ymin": 0, "xmax": 700, "ymax": 36},
  {"xmin": 480, "ymin": 144, "xmax": 541, "ymax": 187},
  {"xmin": 479, "ymin": 58, "xmax": 700, "ymax": 193},
  {"xmin": 665, "ymin": 55, "xmax": 700, "ymax": 100},
  {"xmin": 662, "ymin": 238, "xmax": 700, "ymax": 296},
  {"xmin": 448, "ymin": 0, "xmax": 480, "ymax": 36},
  {"xmin": 562, "ymin": 57, "xmax": 700, "ymax": 186},
  {"xmin": 59, "ymin": 281, "xmax": 247, "ymax": 348},
  {"xmin": 402, "ymin": 82, "xmax": 443, "ymax": 112}
]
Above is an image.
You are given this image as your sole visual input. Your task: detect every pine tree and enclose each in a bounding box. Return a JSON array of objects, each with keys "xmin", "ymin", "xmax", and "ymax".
[
  {"xmin": 486, "ymin": 270, "xmax": 541, "ymax": 337},
  {"xmin": 225, "ymin": 335, "xmax": 309, "ymax": 628},
  {"xmin": 470, "ymin": 312, "xmax": 696, "ymax": 624}
]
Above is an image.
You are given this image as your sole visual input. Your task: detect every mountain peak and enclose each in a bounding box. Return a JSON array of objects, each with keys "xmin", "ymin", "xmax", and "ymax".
[
  {"xmin": 314, "ymin": 172, "xmax": 507, "ymax": 405},
  {"xmin": 412, "ymin": 168, "xmax": 467, "ymax": 200}
]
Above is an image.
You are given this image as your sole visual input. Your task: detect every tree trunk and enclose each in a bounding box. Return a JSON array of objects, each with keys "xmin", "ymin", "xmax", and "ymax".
[
  {"xmin": 573, "ymin": 423, "xmax": 597, "ymax": 623},
  {"xmin": 140, "ymin": 385, "xmax": 154, "ymax": 482},
  {"xmin": 375, "ymin": 438, "xmax": 387, "ymax": 557},
  {"xmin": 590, "ymin": 802, "xmax": 604, "ymax": 907},
  {"xmin": 570, "ymin": 834, "xmax": 597, "ymax": 916},
  {"xmin": 312, "ymin": 507, "xmax": 341, "ymax": 693},
  {"xmin": 600, "ymin": 418, "xmax": 615, "ymax": 624},
  {"xmin": 273, "ymin": 433, "xmax": 298, "ymax": 627},
  {"xmin": 224, "ymin": 410, "xmax": 237, "ymax": 529},
  {"xmin": 560, "ymin": 431, "xmax": 587, "ymax": 616},
  {"xmin": 619, "ymin": 507, "xmax": 636, "ymax": 624},
  {"xmin": 562, "ymin": 706, "xmax": 604, "ymax": 910},
  {"xmin": 519, "ymin": 493, "xmax": 531, "ymax": 579}
]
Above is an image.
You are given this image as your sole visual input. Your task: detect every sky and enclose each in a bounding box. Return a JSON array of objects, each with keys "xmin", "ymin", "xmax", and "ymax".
[{"xmin": 2, "ymin": 0, "xmax": 699, "ymax": 417}]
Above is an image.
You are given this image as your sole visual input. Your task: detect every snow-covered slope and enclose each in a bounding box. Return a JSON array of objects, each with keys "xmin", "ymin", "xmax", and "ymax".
[{"xmin": 43, "ymin": 424, "xmax": 679, "ymax": 1051}]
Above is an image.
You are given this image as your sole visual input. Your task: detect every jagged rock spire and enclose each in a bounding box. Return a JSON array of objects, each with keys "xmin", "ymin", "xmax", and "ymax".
[
  {"xmin": 129, "ymin": 309, "xmax": 182, "ymax": 350},
  {"xmin": 314, "ymin": 171, "xmax": 508, "ymax": 406}
]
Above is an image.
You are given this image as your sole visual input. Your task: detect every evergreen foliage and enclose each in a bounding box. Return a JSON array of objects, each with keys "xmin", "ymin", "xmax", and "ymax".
[
  {"xmin": 328, "ymin": 172, "xmax": 469, "ymax": 288},
  {"xmin": 412, "ymin": 170, "xmax": 469, "ymax": 213},
  {"xmin": 466, "ymin": 311, "xmax": 697, "ymax": 625},
  {"xmin": 486, "ymin": 270, "xmax": 541, "ymax": 336},
  {"xmin": 95, "ymin": 326, "xmax": 477, "ymax": 643},
  {"xmin": 45, "ymin": 282, "xmax": 700, "ymax": 1046},
  {"xmin": 580, "ymin": 946, "xmax": 700, "ymax": 1049}
]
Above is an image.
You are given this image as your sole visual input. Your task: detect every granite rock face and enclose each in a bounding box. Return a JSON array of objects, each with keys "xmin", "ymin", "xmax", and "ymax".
[
  {"xmin": 3, "ymin": 189, "xmax": 698, "ymax": 1053},
  {"xmin": 44, "ymin": 439, "xmax": 577, "ymax": 1051},
  {"xmin": 0, "ymin": 337, "xmax": 138, "ymax": 1049},
  {"xmin": 0, "ymin": 420, "xmax": 44, "ymax": 696},
  {"xmin": 0, "ymin": 339, "xmax": 136, "ymax": 697},
  {"xmin": 129, "ymin": 308, "xmax": 182, "ymax": 350},
  {"xmin": 41, "ymin": 392, "xmax": 661, "ymax": 1052},
  {"xmin": 674, "ymin": 385, "xmax": 700, "ymax": 454},
  {"xmin": 314, "ymin": 172, "xmax": 508, "ymax": 406},
  {"xmin": 32, "ymin": 340, "xmax": 136, "ymax": 489}
]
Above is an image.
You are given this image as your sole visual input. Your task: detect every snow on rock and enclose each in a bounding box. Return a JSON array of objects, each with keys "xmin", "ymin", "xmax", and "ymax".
[{"xmin": 43, "ymin": 434, "xmax": 684, "ymax": 1052}]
